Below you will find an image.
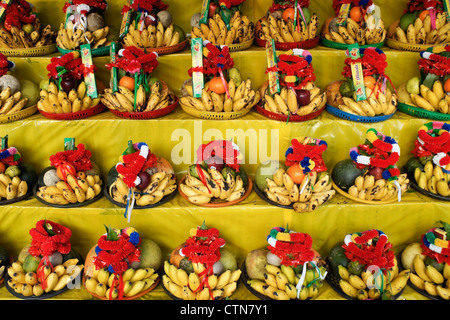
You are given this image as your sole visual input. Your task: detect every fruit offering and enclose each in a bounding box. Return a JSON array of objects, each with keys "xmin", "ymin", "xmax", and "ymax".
[
  {"xmin": 102, "ymin": 46, "xmax": 177, "ymax": 114},
  {"xmin": 57, "ymin": 0, "xmax": 110, "ymax": 51},
  {"xmin": 0, "ymin": 135, "xmax": 37, "ymax": 202},
  {"xmin": 332, "ymin": 128, "xmax": 410, "ymax": 202},
  {"xmin": 163, "ymin": 222, "xmax": 241, "ymax": 300},
  {"xmin": 180, "ymin": 42, "xmax": 260, "ymax": 114},
  {"xmin": 327, "ymin": 229, "xmax": 408, "ymax": 300},
  {"xmin": 179, "ymin": 140, "xmax": 250, "ymax": 205},
  {"xmin": 36, "ymin": 139, "xmax": 103, "ymax": 206},
  {"xmin": 190, "ymin": 0, "xmax": 254, "ymax": 47},
  {"xmin": 259, "ymin": 49, "xmax": 326, "ymax": 118},
  {"xmin": 387, "ymin": 0, "xmax": 450, "ymax": 49},
  {"xmin": 120, "ymin": 0, "xmax": 185, "ymax": 51},
  {"xmin": 0, "ymin": 245, "xmax": 10, "ymax": 282},
  {"xmin": 245, "ymin": 227, "xmax": 328, "ymax": 300},
  {"xmin": 255, "ymin": 0, "xmax": 319, "ymax": 47},
  {"xmin": 6, "ymin": 220, "xmax": 84, "ymax": 298},
  {"xmin": 84, "ymin": 226, "xmax": 161, "ymax": 300},
  {"xmin": 0, "ymin": 0, "xmax": 56, "ymax": 49},
  {"xmin": 403, "ymin": 122, "xmax": 450, "ymax": 198},
  {"xmin": 322, "ymin": 0, "xmax": 386, "ymax": 47},
  {"xmin": 401, "ymin": 221, "xmax": 450, "ymax": 300},
  {"xmin": 326, "ymin": 47, "xmax": 398, "ymax": 119},
  {"xmin": 398, "ymin": 47, "xmax": 450, "ymax": 115},
  {"xmin": 107, "ymin": 141, "xmax": 177, "ymax": 212},
  {"xmin": 256, "ymin": 137, "xmax": 335, "ymax": 213}
]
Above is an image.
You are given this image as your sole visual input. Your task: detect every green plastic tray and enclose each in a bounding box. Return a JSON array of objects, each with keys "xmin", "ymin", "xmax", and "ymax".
[
  {"xmin": 397, "ymin": 102, "xmax": 450, "ymax": 121},
  {"xmin": 320, "ymin": 37, "xmax": 385, "ymax": 50},
  {"xmin": 56, "ymin": 44, "xmax": 119, "ymax": 57}
]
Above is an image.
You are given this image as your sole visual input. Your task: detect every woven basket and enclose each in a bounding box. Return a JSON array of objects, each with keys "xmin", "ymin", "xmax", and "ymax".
[
  {"xmin": 109, "ymin": 97, "xmax": 178, "ymax": 119},
  {"xmin": 321, "ymin": 37, "xmax": 385, "ymax": 50},
  {"xmin": 397, "ymin": 102, "xmax": 450, "ymax": 120},
  {"xmin": 326, "ymin": 104, "xmax": 395, "ymax": 123},
  {"xmin": 122, "ymin": 39, "xmax": 187, "ymax": 55},
  {"xmin": 386, "ymin": 38, "xmax": 448, "ymax": 52},
  {"xmin": 57, "ymin": 44, "xmax": 117, "ymax": 57},
  {"xmin": 38, "ymin": 103, "xmax": 105, "ymax": 120},
  {"xmin": 189, "ymin": 38, "xmax": 254, "ymax": 52},
  {"xmin": 0, "ymin": 105, "xmax": 37, "ymax": 123},
  {"xmin": 255, "ymin": 36, "xmax": 320, "ymax": 50},
  {"xmin": 179, "ymin": 100, "xmax": 251, "ymax": 120},
  {"xmin": 255, "ymin": 102, "xmax": 325, "ymax": 122},
  {"xmin": 0, "ymin": 44, "xmax": 57, "ymax": 57}
]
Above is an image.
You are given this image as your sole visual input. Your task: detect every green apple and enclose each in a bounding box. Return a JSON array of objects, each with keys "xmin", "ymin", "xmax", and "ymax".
[
  {"xmin": 406, "ymin": 76, "xmax": 420, "ymax": 95},
  {"xmin": 39, "ymin": 79, "xmax": 50, "ymax": 91},
  {"xmin": 22, "ymin": 23, "xmax": 34, "ymax": 34}
]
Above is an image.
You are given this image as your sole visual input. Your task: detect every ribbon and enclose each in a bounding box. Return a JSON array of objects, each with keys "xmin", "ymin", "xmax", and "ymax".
[
  {"xmin": 68, "ymin": 4, "xmax": 89, "ymax": 31},
  {"xmin": 295, "ymin": 261, "xmax": 327, "ymax": 298}
]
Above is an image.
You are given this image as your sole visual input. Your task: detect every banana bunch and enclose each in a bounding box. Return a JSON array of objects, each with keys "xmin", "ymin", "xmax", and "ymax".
[
  {"xmin": 407, "ymin": 82, "xmax": 450, "ymax": 114},
  {"xmin": 0, "ymin": 87, "xmax": 29, "ymax": 116},
  {"xmin": 257, "ymin": 13, "xmax": 319, "ymax": 43},
  {"xmin": 180, "ymin": 78, "xmax": 260, "ymax": 113},
  {"xmin": 247, "ymin": 263, "xmax": 326, "ymax": 300},
  {"xmin": 261, "ymin": 83, "xmax": 326, "ymax": 116},
  {"xmin": 163, "ymin": 260, "xmax": 241, "ymax": 300},
  {"xmin": 123, "ymin": 22, "xmax": 180, "ymax": 49},
  {"xmin": 101, "ymin": 81, "xmax": 175, "ymax": 113},
  {"xmin": 56, "ymin": 22, "xmax": 110, "ymax": 50},
  {"xmin": 191, "ymin": 12, "xmax": 254, "ymax": 45},
  {"xmin": 324, "ymin": 15, "xmax": 386, "ymax": 45},
  {"xmin": 85, "ymin": 266, "xmax": 158, "ymax": 300},
  {"xmin": 409, "ymin": 254, "xmax": 450, "ymax": 300},
  {"xmin": 337, "ymin": 87, "xmax": 398, "ymax": 117},
  {"xmin": 7, "ymin": 259, "xmax": 82, "ymax": 297},
  {"xmin": 390, "ymin": 12, "xmax": 450, "ymax": 45},
  {"xmin": 109, "ymin": 171, "xmax": 177, "ymax": 206},
  {"xmin": 36, "ymin": 172, "xmax": 103, "ymax": 205},
  {"xmin": 180, "ymin": 167, "xmax": 246, "ymax": 205},
  {"xmin": 264, "ymin": 166, "xmax": 335, "ymax": 213},
  {"xmin": 0, "ymin": 173, "xmax": 28, "ymax": 201},
  {"xmin": 37, "ymin": 81, "xmax": 100, "ymax": 114},
  {"xmin": 414, "ymin": 160, "xmax": 450, "ymax": 197},
  {"xmin": 336, "ymin": 258, "xmax": 410, "ymax": 300},
  {"xmin": 347, "ymin": 173, "xmax": 410, "ymax": 202},
  {"xmin": 0, "ymin": 21, "xmax": 55, "ymax": 49}
]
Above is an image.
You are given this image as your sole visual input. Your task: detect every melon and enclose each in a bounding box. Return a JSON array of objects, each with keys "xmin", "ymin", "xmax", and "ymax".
[
  {"xmin": 255, "ymin": 160, "xmax": 287, "ymax": 191},
  {"xmin": 84, "ymin": 245, "xmax": 97, "ymax": 278},
  {"xmin": 138, "ymin": 238, "xmax": 163, "ymax": 270},
  {"xmin": 331, "ymin": 159, "xmax": 365, "ymax": 191}
]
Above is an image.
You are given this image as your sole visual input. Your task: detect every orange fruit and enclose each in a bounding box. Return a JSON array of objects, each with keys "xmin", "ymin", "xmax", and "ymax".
[
  {"xmin": 282, "ymin": 7, "xmax": 296, "ymax": 22},
  {"xmin": 418, "ymin": 10, "xmax": 430, "ymax": 21},
  {"xmin": 119, "ymin": 76, "xmax": 135, "ymax": 91},
  {"xmin": 209, "ymin": 76, "xmax": 226, "ymax": 94},
  {"xmin": 444, "ymin": 79, "xmax": 450, "ymax": 92},
  {"xmin": 364, "ymin": 76, "xmax": 377, "ymax": 90},
  {"xmin": 255, "ymin": 17, "xmax": 266, "ymax": 38},
  {"xmin": 349, "ymin": 6, "xmax": 362, "ymax": 22},
  {"xmin": 0, "ymin": 162, "xmax": 5, "ymax": 174},
  {"xmin": 287, "ymin": 164, "xmax": 306, "ymax": 184}
]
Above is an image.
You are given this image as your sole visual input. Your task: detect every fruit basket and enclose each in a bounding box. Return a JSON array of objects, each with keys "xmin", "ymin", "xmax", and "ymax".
[
  {"xmin": 34, "ymin": 138, "xmax": 104, "ymax": 208},
  {"xmin": 56, "ymin": 0, "xmax": 111, "ymax": 55},
  {"xmin": 325, "ymin": 47, "xmax": 398, "ymax": 122},
  {"xmin": 162, "ymin": 222, "xmax": 241, "ymax": 300},
  {"xmin": 320, "ymin": 0, "xmax": 386, "ymax": 50},
  {"xmin": 258, "ymin": 49, "xmax": 327, "ymax": 122},
  {"xmin": 244, "ymin": 226, "xmax": 328, "ymax": 300},
  {"xmin": 254, "ymin": 0, "xmax": 320, "ymax": 50},
  {"xmin": 5, "ymin": 219, "xmax": 84, "ymax": 299},
  {"xmin": 101, "ymin": 45, "xmax": 178, "ymax": 118},
  {"xmin": 254, "ymin": 137, "xmax": 335, "ymax": 213},
  {"xmin": 190, "ymin": 0, "xmax": 254, "ymax": 51},
  {"xmin": 0, "ymin": 0, "xmax": 57, "ymax": 56},
  {"xmin": 178, "ymin": 139, "xmax": 251, "ymax": 207},
  {"xmin": 331, "ymin": 128, "xmax": 411, "ymax": 204},
  {"xmin": 83, "ymin": 226, "xmax": 161, "ymax": 300},
  {"xmin": 119, "ymin": 0, "xmax": 187, "ymax": 55},
  {"xmin": 0, "ymin": 135, "xmax": 37, "ymax": 205},
  {"xmin": 37, "ymin": 51, "xmax": 104, "ymax": 120},
  {"xmin": 326, "ymin": 229, "xmax": 409, "ymax": 300},
  {"xmin": 105, "ymin": 141, "xmax": 177, "ymax": 217},
  {"xmin": 400, "ymin": 221, "xmax": 450, "ymax": 300},
  {"xmin": 179, "ymin": 42, "xmax": 260, "ymax": 120},
  {"xmin": 397, "ymin": 47, "xmax": 450, "ymax": 119},
  {"xmin": 0, "ymin": 244, "xmax": 11, "ymax": 285},
  {"xmin": 386, "ymin": 0, "xmax": 450, "ymax": 52},
  {"xmin": 402, "ymin": 122, "xmax": 450, "ymax": 201}
]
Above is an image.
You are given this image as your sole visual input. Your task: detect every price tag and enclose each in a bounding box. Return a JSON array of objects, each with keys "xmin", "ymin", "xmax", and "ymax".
[
  {"xmin": 336, "ymin": 3, "xmax": 351, "ymax": 26},
  {"xmin": 119, "ymin": 0, "xmax": 134, "ymax": 39},
  {"xmin": 80, "ymin": 43, "xmax": 98, "ymax": 99},
  {"xmin": 110, "ymin": 41, "xmax": 118, "ymax": 93},
  {"xmin": 191, "ymin": 38, "xmax": 204, "ymax": 98},
  {"xmin": 199, "ymin": 0, "xmax": 211, "ymax": 25},
  {"xmin": 64, "ymin": 138, "xmax": 75, "ymax": 151},
  {"xmin": 63, "ymin": 0, "xmax": 73, "ymax": 28},
  {"xmin": 266, "ymin": 39, "xmax": 280, "ymax": 95},
  {"xmin": 347, "ymin": 43, "xmax": 366, "ymax": 101}
]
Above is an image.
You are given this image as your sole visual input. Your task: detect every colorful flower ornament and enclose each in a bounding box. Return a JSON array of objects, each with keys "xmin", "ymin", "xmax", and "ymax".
[
  {"xmin": 4, "ymin": 0, "xmax": 37, "ymax": 30},
  {"xmin": 421, "ymin": 221, "xmax": 450, "ymax": 264},
  {"xmin": 49, "ymin": 143, "xmax": 93, "ymax": 177},
  {"xmin": 267, "ymin": 227, "xmax": 327, "ymax": 298},
  {"xmin": 0, "ymin": 53, "xmax": 14, "ymax": 77},
  {"xmin": 418, "ymin": 46, "xmax": 450, "ymax": 77},
  {"xmin": 121, "ymin": 0, "xmax": 168, "ymax": 29},
  {"xmin": 62, "ymin": 0, "xmax": 107, "ymax": 31}
]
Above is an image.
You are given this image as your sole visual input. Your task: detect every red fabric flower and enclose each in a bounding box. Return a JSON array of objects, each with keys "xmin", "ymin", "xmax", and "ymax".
[
  {"xmin": 4, "ymin": 0, "xmax": 36, "ymax": 29},
  {"xmin": 196, "ymin": 140, "xmax": 242, "ymax": 172},
  {"xmin": 63, "ymin": 0, "xmax": 108, "ymax": 13},
  {"xmin": 188, "ymin": 43, "xmax": 234, "ymax": 78},
  {"xmin": 106, "ymin": 46, "xmax": 159, "ymax": 75},
  {"xmin": 404, "ymin": 0, "xmax": 444, "ymax": 13},
  {"xmin": 28, "ymin": 220, "xmax": 72, "ymax": 257},
  {"xmin": 49, "ymin": 143, "xmax": 93, "ymax": 172}
]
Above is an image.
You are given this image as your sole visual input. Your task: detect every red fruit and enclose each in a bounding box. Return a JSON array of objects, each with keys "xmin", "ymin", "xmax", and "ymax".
[
  {"xmin": 296, "ymin": 89, "xmax": 311, "ymax": 106},
  {"xmin": 209, "ymin": 2, "xmax": 219, "ymax": 17},
  {"xmin": 368, "ymin": 167, "xmax": 384, "ymax": 180},
  {"xmin": 144, "ymin": 14, "xmax": 157, "ymax": 26},
  {"xmin": 205, "ymin": 156, "xmax": 224, "ymax": 172},
  {"xmin": 136, "ymin": 172, "xmax": 151, "ymax": 191}
]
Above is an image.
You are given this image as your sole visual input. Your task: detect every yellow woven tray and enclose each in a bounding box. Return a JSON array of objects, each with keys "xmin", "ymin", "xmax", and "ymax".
[
  {"xmin": 179, "ymin": 101, "xmax": 252, "ymax": 120},
  {"xmin": 189, "ymin": 38, "xmax": 254, "ymax": 52},
  {"xmin": 0, "ymin": 44, "xmax": 57, "ymax": 57},
  {"xmin": 386, "ymin": 38, "xmax": 448, "ymax": 52},
  {"xmin": 0, "ymin": 105, "xmax": 37, "ymax": 123}
]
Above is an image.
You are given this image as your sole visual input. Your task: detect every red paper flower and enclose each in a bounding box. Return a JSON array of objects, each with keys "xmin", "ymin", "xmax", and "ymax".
[
  {"xmin": 28, "ymin": 220, "xmax": 72, "ymax": 257},
  {"xmin": 49, "ymin": 143, "xmax": 93, "ymax": 172}
]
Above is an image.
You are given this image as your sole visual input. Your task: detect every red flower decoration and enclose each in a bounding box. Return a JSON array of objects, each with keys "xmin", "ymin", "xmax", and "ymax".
[
  {"xmin": 28, "ymin": 220, "xmax": 72, "ymax": 257},
  {"xmin": 106, "ymin": 46, "xmax": 159, "ymax": 75},
  {"xmin": 49, "ymin": 143, "xmax": 93, "ymax": 172}
]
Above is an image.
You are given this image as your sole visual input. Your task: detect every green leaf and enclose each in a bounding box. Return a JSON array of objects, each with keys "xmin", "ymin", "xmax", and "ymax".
[{"xmin": 438, "ymin": 220, "xmax": 450, "ymax": 235}]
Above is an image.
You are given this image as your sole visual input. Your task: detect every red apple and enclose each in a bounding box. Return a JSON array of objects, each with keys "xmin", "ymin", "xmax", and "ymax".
[
  {"xmin": 209, "ymin": 2, "xmax": 219, "ymax": 18},
  {"xmin": 136, "ymin": 171, "xmax": 151, "ymax": 191},
  {"xmin": 60, "ymin": 74, "xmax": 78, "ymax": 93},
  {"xmin": 144, "ymin": 14, "xmax": 157, "ymax": 26},
  {"xmin": 205, "ymin": 156, "xmax": 224, "ymax": 172},
  {"xmin": 296, "ymin": 89, "xmax": 311, "ymax": 106},
  {"xmin": 368, "ymin": 167, "xmax": 384, "ymax": 180}
]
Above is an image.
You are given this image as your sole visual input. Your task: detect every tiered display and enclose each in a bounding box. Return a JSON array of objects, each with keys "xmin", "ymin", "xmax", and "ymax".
[
  {"xmin": 401, "ymin": 221, "xmax": 450, "ymax": 300},
  {"xmin": 162, "ymin": 223, "xmax": 241, "ymax": 300},
  {"xmin": 83, "ymin": 226, "xmax": 161, "ymax": 300},
  {"xmin": 244, "ymin": 227, "xmax": 327, "ymax": 300},
  {"xmin": 255, "ymin": 0, "xmax": 320, "ymax": 50},
  {"xmin": 5, "ymin": 220, "xmax": 84, "ymax": 299}
]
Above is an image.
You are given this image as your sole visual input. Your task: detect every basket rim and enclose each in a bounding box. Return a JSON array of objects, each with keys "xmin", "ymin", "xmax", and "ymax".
[
  {"xmin": 255, "ymin": 101, "xmax": 326, "ymax": 122},
  {"xmin": 37, "ymin": 103, "xmax": 105, "ymax": 120},
  {"xmin": 321, "ymin": 37, "xmax": 385, "ymax": 49},
  {"xmin": 255, "ymin": 36, "xmax": 320, "ymax": 49},
  {"xmin": 0, "ymin": 105, "xmax": 38, "ymax": 123},
  {"xmin": 385, "ymin": 38, "xmax": 448, "ymax": 51},
  {"xmin": 397, "ymin": 102, "xmax": 450, "ymax": 120},
  {"xmin": 122, "ymin": 39, "xmax": 188, "ymax": 54},
  {"xmin": 109, "ymin": 96, "xmax": 179, "ymax": 119},
  {"xmin": 326, "ymin": 104, "xmax": 395, "ymax": 123},
  {"xmin": 179, "ymin": 100, "xmax": 251, "ymax": 119}
]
